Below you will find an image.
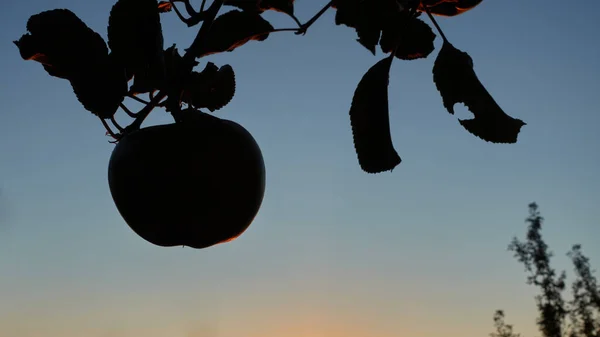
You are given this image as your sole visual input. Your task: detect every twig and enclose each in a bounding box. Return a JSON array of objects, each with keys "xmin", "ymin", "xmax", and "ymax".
[
  {"xmin": 184, "ymin": 0, "xmax": 224, "ymax": 67},
  {"xmin": 115, "ymin": 0, "xmax": 224, "ymax": 139},
  {"xmin": 121, "ymin": 91, "xmax": 168, "ymax": 136},
  {"xmin": 425, "ymin": 9, "xmax": 448, "ymax": 43},
  {"xmin": 126, "ymin": 94, "xmax": 150, "ymax": 105},
  {"xmin": 183, "ymin": 0, "xmax": 199, "ymax": 17},
  {"xmin": 110, "ymin": 117, "xmax": 124, "ymax": 132},
  {"xmin": 296, "ymin": 1, "xmax": 333, "ymax": 35},
  {"xmin": 169, "ymin": 0, "xmax": 204, "ymax": 26},
  {"xmin": 100, "ymin": 117, "xmax": 120, "ymax": 140},
  {"xmin": 119, "ymin": 103, "xmax": 138, "ymax": 118}
]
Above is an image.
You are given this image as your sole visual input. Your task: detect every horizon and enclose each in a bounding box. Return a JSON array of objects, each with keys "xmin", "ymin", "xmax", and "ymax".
[{"xmin": 0, "ymin": 1, "xmax": 599, "ymax": 337}]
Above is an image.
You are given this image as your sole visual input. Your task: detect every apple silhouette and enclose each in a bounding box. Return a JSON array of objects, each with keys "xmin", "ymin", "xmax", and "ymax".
[{"xmin": 107, "ymin": 111, "xmax": 266, "ymax": 249}]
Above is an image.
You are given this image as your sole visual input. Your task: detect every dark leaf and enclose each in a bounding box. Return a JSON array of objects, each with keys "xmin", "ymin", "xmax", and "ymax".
[
  {"xmin": 14, "ymin": 9, "xmax": 127, "ymax": 118},
  {"xmin": 108, "ymin": 0, "xmax": 165, "ymax": 94},
  {"xmin": 380, "ymin": 15, "xmax": 436, "ymax": 60},
  {"xmin": 356, "ymin": 26, "xmax": 381, "ymax": 55},
  {"xmin": 259, "ymin": 0, "xmax": 295, "ymax": 18},
  {"xmin": 182, "ymin": 63, "xmax": 236, "ymax": 112},
  {"xmin": 419, "ymin": 0, "xmax": 483, "ymax": 17},
  {"xmin": 14, "ymin": 9, "xmax": 108, "ymax": 80},
  {"xmin": 71, "ymin": 53, "xmax": 128, "ymax": 119},
  {"xmin": 432, "ymin": 41, "xmax": 526, "ymax": 143},
  {"xmin": 195, "ymin": 10, "xmax": 274, "ymax": 58},
  {"xmin": 223, "ymin": 0, "xmax": 261, "ymax": 12},
  {"xmin": 349, "ymin": 55, "xmax": 401, "ymax": 173},
  {"xmin": 333, "ymin": 0, "xmax": 361, "ymax": 28},
  {"xmin": 157, "ymin": 1, "xmax": 177, "ymax": 12},
  {"xmin": 224, "ymin": 0, "xmax": 296, "ymax": 18},
  {"xmin": 164, "ymin": 44, "xmax": 198, "ymax": 87},
  {"xmin": 334, "ymin": 0, "xmax": 403, "ymax": 55}
]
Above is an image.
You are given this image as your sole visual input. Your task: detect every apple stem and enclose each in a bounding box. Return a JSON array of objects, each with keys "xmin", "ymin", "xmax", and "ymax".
[{"xmin": 425, "ymin": 9, "xmax": 448, "ymax": 43}]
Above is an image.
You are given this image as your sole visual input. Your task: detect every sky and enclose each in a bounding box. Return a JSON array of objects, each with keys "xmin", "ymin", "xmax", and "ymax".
[{"xmin": 0, "ymin": 0, "xmax": 599, "ymax": 336}]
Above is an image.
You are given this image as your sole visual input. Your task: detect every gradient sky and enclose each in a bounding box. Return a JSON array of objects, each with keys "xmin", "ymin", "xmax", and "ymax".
[{"xmin": 1, "ymin": 1, "xmax": 599, "ymax": 337}]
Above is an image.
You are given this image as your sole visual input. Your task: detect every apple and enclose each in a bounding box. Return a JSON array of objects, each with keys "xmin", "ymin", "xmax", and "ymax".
[{"xmin": 107, "ymin": 111, "xmax": 266, "ymax": 249}]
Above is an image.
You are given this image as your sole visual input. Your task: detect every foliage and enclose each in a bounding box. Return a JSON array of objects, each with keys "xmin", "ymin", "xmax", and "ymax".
[
  {"xmin": 491, "ymin": 310, "xmax": 521, "ymax": 337},
  {"xmin": 494, "ymin": 203, "xmax": 600, "ymax": 337},
  {"xmin": 14, "ymin": 0, "xmax": 525, "ymax": 174}
]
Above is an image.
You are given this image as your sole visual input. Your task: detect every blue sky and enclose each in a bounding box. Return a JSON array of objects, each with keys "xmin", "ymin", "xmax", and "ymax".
[{"xmin": 0, "ymin": 1, "xmax": 599, "ymax": 336}]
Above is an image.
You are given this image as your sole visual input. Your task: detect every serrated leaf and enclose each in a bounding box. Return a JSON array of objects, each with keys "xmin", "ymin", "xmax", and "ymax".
[
  {"xmin": 333, "ymin": 0, "xmax": 361, "ymax": 28},
  {"xmin": 182, "ymin": 63, "xmax": 236, "ymax": 112},
  {"xmin": 224, "ymin": 0, "xmax": 295, "ymax": 18},
  {"xmin": 14, "ymin": 9, "xmax": 109, "ymax": 80},
  {"xmin": 157, "ymin": 1, "xmax": 174, "ymax": 12},
  {"xmin": 164, "ymin": 44, "xmax": 198, "ymax": 85},
  {"xmin": 419, "ymin": 0, "xmax": 483, "ymax": 17},
  {"xmin": 224, "ymin": 0, "xmax": 262, "ymax": 12},
  {"xmin": 108, "ymin": 0, "xmax": 165, "ymax": 94},
  {"xmin": 380, "ymin": 15, "xmax": 436, "ymax": 60},
  {"xmin": 356, "ymin": 26, "xmax": 381, "ymax": 55},
  {"xmin": 334, "ymin": 0, "xmax": 403, "ymax": 55},
  {"xmin": 260, "ymin": 0, "xmax": 295, "ymax": 17},
  {"xmin": 350, "ymin": 56, "xmax": 401, "ymax": 173},
  {"xmin": 432, "ymin": 41, "xmax": 526, "ymax": 143},
  {"xmin": 71, "ymin": 53, "xmax": 128, "ymax": 119},
  {"xmin": 194, "ymin": 10, "xmax": 274, "ymax": 58},
  {"xmin": 14, "ymin": 9, "xmax": 127, "ymax": 118}
]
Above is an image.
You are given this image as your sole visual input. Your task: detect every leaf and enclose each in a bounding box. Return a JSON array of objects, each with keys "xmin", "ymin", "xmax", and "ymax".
[
  {"xmin": 194, "ymin": 10, "xmax": 274, "ymax": 58},
  {"xmin": 333, "ymin": 0, "xmax": 403, "ymax": 55},
  {"xmin": 419, "ymin": 0, "xmax": 483, "ymax": 17},
  {"xmin": 432, "ymin": 41, "xmax": 526, "ymax": 143},
  {"xmin": 108, "ymin": 0, "xmax": 165, "ymax": 94},
  {"xmin": 356, "ymin": 25, "xmax": 381, "ymax": 55},
  {"xmin": 259, "ymin": 0, "xmax": 296, "ymax": 18},
  {"xmin": 70, "ymin": 53, "xmax": 129, "ymax": 119},
  {"xmin": 224, "ymin": 0, "xmax": 296, "ymax": 19},
  {"xmin": 182, "ymin": 62, "xmax": 236, "ymax": 112},
  {"xmin": 333, "ymin": 0, "xmax": 360, "ymax": 28},
  {"xmin": 164, "ymin": 44, "xmax": 198, "ymax": 86},
  {"xmin": 380, "ymin": 15, "xmax": 436, "ymax": 60},
  {"xmin": 157, "ymin": 1, "xmax": 174, "ymax": 12},
  {"xmin": 224, "ymin": 0, "xmax": 261, "ymax": 12},
  {"xmin": 349, "ymin": 55, "xmax": 401, "ymax": 173},
  {"xmin": 14, "ymin": 9, "xmax": 109, "ymax": 80},
  {"xmin": 14, "ymin": 9, "xmax": 127, "ymax": 118}
]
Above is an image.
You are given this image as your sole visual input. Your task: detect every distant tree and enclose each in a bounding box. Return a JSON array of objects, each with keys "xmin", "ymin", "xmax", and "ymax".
[
  {"xmin": 490, "ymin": 310, "xmax": 521, "ymax": 337},
  {"xmin": 493, "ymin": 203, "xmax": 600, "ymax": 337},
  {"xmin": 566, "ymin": 244, "xmax": 600, "ymax": 337}
]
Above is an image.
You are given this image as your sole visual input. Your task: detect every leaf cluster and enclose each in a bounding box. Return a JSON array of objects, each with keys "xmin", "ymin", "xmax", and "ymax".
[
  {"xmin": 14, "ymin": 0, "xmax": 527, "ymax": 173},
  {"xmin": 338, "ymin": 0, "xmax": 525, "ymax": 173}
]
